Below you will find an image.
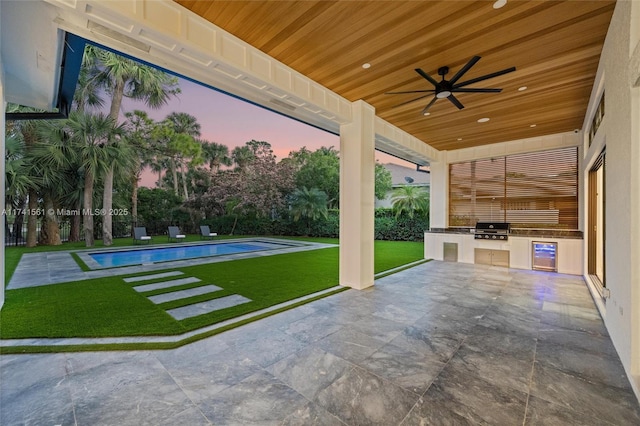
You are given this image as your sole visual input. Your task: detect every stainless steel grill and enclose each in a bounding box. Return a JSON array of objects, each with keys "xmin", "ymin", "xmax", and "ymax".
[{"xmin": 474, "ymin": 222, "xmax": 510, "ymax": 240}]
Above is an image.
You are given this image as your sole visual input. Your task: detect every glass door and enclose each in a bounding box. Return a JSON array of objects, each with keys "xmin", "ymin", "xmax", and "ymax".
[{"xmin": 588, "ymin": 150, "xmax": 606, "ymax": 288}]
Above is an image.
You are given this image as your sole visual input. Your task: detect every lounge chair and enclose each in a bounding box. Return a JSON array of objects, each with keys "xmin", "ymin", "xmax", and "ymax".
[
  {"xmin": 133, "ymin": 227, "xmax": 152, "ymax": 244},
  {"xmin": 200, "ymin": 225, "xmax": 218, "ymax": 240},
  {"xmin": 168, "ymin": 226, "xmax": 186, "ymax": 242}
]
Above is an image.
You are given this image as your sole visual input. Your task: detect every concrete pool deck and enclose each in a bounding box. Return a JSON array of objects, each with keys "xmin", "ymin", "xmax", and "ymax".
[{"xmin": 7, "ymin": 238, "xmax": 336, "ymax": 290}]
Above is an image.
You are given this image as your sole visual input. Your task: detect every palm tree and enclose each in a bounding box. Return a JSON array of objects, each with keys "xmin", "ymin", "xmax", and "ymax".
[
  {"xmin": 165, "ymin": 112, "xmax": 202, "ymax": 199},
  {"xmin": 29, "ymin": 123, "xmax": 81, "ymax": 245},
  {"xmin": 151, "ymin": 122, "xmax": 181, "ymax": 196},
  {"xmin": 150, "ymin": 156, "xmax": 171, "ymax": 188},
  {"xmin": 124, "ymin": 110, "xmax": 155, "ymax": 222},
  {"xmin": 391, "ymin": 185, "xmax": 430, "ymax": 219},
  {"xmin": 202, "ymin": 141, "xmax": 232, "ymax": 172},
  {"xmin": 165, "ymin": 112, "xmax": 201, "ymax": 137},
  {"xmin": 231, "ymin": 145, "xmax": 255, "ymax": 171},
  {"xmin": 4, "ymin": 134, "xmax": 38, "ymax": 245},
  {"xmin": 65, "ymin": 111, "xmax": 125, "ymax": 247},
  {"xmin": 82, "ymin": 45, "xmax": 180, "ymax": 245},
  {"xmin": 73, "ymin": 59, "xmax": 104, "ymax": 113},
  {"xmin": 290, "ymin": 187, "xmax": 329, "ymax": 235},
  {"xmin": 6, "ymin": 105, "xmax": 44, "ymax": 247}
]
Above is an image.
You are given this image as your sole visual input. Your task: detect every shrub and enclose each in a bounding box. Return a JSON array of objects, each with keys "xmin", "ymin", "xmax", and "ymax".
[{"xmin": 201, "ymin": 208, "xmax": 426, "ymax": 241}]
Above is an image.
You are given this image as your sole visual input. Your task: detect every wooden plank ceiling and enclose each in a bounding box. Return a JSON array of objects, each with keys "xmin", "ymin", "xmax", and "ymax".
[{"xmin": 174, "ymin": 0, "xmax": 615, "ymax": 151}]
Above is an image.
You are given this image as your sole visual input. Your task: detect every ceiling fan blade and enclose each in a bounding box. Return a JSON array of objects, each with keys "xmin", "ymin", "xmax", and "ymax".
[
  {"xmin": 453, "ymin": 66, "xmax": 516, "ymax": 88},
  {"xmin": 447, "ymin": 94, "xmax": 465, "ymax": 110},
  {"xmin": 452, "ymin": 88, "xmax": 502, "ymax": 93},
  {"xmin": 420, "ymin": 97, "xmax": 438, "ymax": 115},
  {"xmin": 415, "ymin": 68, "xmax": 439, "ymax": 87},
  {"xmin": 385, "ymin": 89, "xmax": 436, "ymax": 94},
  {"xmin": 392, "ymin": 94, "xmax": 433, "ymax": 108},
  {"xmin": 449, "ymin": 56, "xmax": 481, "ymax": 85}
]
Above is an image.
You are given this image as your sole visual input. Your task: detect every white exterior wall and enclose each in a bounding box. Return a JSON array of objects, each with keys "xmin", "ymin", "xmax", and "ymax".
[
  {"xmin": 429, "ymin": 160, "xmax": 448, "ymax": 229},
  {"xmin": 581, "ymin": 0, "xmax": 640, "ymax": 398}
]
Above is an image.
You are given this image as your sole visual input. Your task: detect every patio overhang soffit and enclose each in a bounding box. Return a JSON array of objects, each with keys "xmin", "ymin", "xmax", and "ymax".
[{"xmin": 2, "ymin": 0, "xmax": 437, "ymax": 165}]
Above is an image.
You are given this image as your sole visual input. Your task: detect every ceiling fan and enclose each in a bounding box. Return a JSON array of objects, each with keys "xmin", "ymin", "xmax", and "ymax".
[{"xmin": 386, "ymin": 56, "xmax": 516, "ymax": 115}]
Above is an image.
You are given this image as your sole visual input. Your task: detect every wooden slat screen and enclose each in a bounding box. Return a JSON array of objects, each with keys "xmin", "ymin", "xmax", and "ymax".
[{"xmin": 449, "ymin": 147, "xmax": 578, "ymax": 229}]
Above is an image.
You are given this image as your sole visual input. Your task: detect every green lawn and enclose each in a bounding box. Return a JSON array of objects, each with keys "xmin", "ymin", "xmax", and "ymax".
[{"xmin": 0, "ymin": 237, "xmax": 425, "ymax": 346}]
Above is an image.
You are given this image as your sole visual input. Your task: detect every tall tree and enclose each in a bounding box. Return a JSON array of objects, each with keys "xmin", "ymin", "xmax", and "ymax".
[
  {"xmin": 6, "ymin": 105, "xmax": 44, "ymax": 247},
  {"xmin": 30, "ymin": 123, "xmax": 83, "ymax": 246},
  {"xmin": 150, "ymin": 156, "xmax": 171, "ymax": 188},
  {"xmin": 164, "ymin": 112, "xmax": 203, "ymax": 199},
  {"xmin": 165, "ymin": 112, "xmax": 201, "ymax": 138},
  {"xmin": 375, "ymin": 163, "xmax": 393, "ymax": 200},
  {"xmin": 4, "ymin": 134, "xmax": 38, "ymax": 245},
  {"xmin": 170, "ymin": 133, "xmax": 203, "ymax": 200},
  {"xmin": 73, "ymin": 57, "xmax": 104, "ymax": 113},
  {"xmin": 201, "ymin": 141, "xmax": 232, "ymax": 172},
  {"xmin": 65, "ymin": 112, "xmax": 125, "ymax": 247},
  {"xmin": 82, "ymin": 45, "xmax": 180, "ymax": 245},
  {"xmin": 151, "ymin": 123, "xmax": 180, "ymax": 196},
  {"xmin": 292, "ymin": 146, "xmax": 340, "ymax": 208},
  {"xmin": 196, "ymin": 148, "xmax": 296, "ymax": 232},
  {"xmin": 123, "ymin": 110, "xmax": 155, "ymax": 223},
  {"xmin": 231, "ymin": 145, "xmax": 255, "ymax": 170}
]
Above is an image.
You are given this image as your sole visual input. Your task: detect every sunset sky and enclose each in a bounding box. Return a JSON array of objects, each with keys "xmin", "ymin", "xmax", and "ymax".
[{"xmin": 122, "ymin": 77, "xmax": 410, "ymax": 187}]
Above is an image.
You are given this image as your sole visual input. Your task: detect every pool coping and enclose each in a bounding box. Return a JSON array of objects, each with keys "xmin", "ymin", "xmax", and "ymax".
[{"xmin": 78, "ymin": 238, "xmax": 308, "ymax": 270}]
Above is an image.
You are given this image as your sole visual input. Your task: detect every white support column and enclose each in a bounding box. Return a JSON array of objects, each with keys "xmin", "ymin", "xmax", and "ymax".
[
  {"xmin": 0, "ymin": 47, "xmax": 6, "ymax": 310},
  {"xmin": 429, "ymin": 159, "xmax": 448, "ymax": 229},
  {"xmin": 339, "ymin": 100, "xmax": 375, "ymax": 290}
]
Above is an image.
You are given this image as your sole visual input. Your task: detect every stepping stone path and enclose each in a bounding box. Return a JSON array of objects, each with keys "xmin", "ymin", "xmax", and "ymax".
[
  {"xmin": 147, "ymin": 285, "xmax": 223, "ymax": 304},
  {"xmin": 123, "ymin": 271, "xmax": 184, "ymax": 283},
  {"xmin": 124, "ymin": 271, "xmax": 252, "ymax": 321},
  {"xmin": 167, "ymin": 295, "xmax": 252, "ymax": 321}
]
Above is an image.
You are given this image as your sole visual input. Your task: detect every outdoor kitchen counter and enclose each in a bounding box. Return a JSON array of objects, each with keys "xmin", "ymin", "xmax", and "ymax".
[{"xmin": 424, "ymin": 231, "xmax": 583, "ymax": 275}]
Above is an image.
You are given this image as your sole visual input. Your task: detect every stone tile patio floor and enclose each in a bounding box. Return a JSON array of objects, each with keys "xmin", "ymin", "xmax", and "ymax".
[{"xmin": 2, "ymin": 261, "xmax": 639, "ymax": 425}]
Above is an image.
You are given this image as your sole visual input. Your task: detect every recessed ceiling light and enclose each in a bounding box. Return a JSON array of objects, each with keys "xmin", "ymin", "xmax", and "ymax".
[
  {"xmin": 477, "ymin": 117, "xmax": 490, "ymax": 123},
  {"xmin": 362, "ymin": 63, "xmax": 371, "ymax": 69},
  {"xmin": 423, "ymin": 112, "xmax": 431, "ymax": 116},
  {"xmin": 457, "ymin": 138, "xmax": 463, "ymax": 141},
  {"xmin": 518, "ymin": 86, "xmax": 528, "ymax": 91},
  {"xmin": 530, "ymin": 124, "xmax": 537, "ymax": 128},
  {"xmin": 493, "ymin": 0, "xmax": 507, "ymax": 9}
]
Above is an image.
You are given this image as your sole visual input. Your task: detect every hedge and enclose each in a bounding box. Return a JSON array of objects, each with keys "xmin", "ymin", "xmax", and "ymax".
[{"xmin": 202, "ymin": 208, "xmax": 428, "ymax": 241}]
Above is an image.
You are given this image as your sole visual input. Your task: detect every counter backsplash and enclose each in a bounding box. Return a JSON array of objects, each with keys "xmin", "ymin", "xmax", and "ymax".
[{"xmin": 428, "ymin": 228, "xmax": 583, "ymax": 239}]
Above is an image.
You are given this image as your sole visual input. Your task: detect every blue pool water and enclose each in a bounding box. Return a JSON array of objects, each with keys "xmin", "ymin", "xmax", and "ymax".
[{"xmin": 89, "ymin": 242, "xmax": 285, "ymax": 267}]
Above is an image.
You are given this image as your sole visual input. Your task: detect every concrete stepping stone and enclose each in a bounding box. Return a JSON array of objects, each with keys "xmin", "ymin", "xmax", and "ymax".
[
  {"xmin": 166, "ymin": 294, "xmax": 252, "ymax": 320},
  {"xmin": 133, "ymin": 277, "xmax": 201, "ymax": 293},
  {"xmin": 123, "ymin": 271, "xmax": 184, "ymax": 283},
  {"xmin": 147, "ymin": 285, "xmax": 223, "ymax": 304}
]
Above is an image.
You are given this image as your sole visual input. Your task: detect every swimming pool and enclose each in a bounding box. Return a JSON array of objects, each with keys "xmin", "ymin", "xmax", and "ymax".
[{"xmin": 88, "ymin": 240, "xmax": 295, "ymax": 268}]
